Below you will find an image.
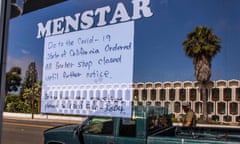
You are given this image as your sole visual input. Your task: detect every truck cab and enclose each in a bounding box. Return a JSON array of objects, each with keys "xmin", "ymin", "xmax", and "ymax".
[
  {"xmin": 44, "ymin": 106, "xmax": 171, "ymax": 144},
  {"xmin": 44, "ymin": 106, "xmax": 240, "ymax": 144}
]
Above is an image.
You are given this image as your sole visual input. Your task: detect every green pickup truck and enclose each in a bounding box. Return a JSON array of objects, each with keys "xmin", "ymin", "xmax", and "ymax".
[{"xmin": 43, "ymin": 106, "xmax": 240, "ymax": 144}]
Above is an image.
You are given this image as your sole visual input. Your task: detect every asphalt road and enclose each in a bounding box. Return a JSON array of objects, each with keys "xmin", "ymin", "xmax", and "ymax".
[{"xmin": 1, "ymin": 118, "xmax": 81, "ymax": 144}]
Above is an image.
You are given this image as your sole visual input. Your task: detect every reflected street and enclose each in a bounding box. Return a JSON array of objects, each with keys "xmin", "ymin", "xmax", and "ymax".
[{"xmin": 2, "ymin": 118, "xmax": 80, "ymax": 144}]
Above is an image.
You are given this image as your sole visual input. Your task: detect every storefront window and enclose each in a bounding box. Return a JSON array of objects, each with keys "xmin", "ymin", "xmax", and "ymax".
[{"xmin": 6, "ymin": 0, "xmax": 240, "ymax": 143}]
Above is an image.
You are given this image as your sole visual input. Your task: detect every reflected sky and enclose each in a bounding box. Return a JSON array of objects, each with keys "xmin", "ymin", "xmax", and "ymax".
[{"xmin": 7, "ymin": 0, "xmax": 240, "ymax": 82}]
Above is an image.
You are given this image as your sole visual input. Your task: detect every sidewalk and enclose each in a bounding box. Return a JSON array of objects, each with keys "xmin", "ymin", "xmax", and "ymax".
[
  {"xmin": 4, "ymin": 112, "xmax": 240, "ymax": 129},
  {"xmin": 3, "ymin": 112, "xmax": 87, "ymax": 123}
]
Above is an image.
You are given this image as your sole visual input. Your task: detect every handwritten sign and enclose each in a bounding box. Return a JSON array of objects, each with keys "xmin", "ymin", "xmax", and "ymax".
[{"xmin": 41, "ymin": 22, "xmax": 134, "ymax": 117}]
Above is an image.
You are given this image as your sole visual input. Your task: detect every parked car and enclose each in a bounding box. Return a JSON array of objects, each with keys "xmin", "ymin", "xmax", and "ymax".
[{"xmin": 43, "ymin": 106, "xmax": 240, "ymax": 144}]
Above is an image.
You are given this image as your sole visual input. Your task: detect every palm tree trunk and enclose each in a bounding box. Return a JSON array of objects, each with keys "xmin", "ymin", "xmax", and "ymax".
[{"xmin": 201, "ymin": 84, "xmax": 208, "ymax": 121}]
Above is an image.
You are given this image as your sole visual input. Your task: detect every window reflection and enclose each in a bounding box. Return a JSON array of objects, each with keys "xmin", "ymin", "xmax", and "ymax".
[
  {"xmin": 174, "ymin": 102, "xmax": 180, "ymax": 113},
  {"xmin": 142, "ymin": 89, "xmax": 147, "ymax": 101},
  {"xmin": 179, "ymin": 89, "xmax": 186, "ymax": 101},
  {"xmin": 169, "ymin": 89, "xmax": 175, "ymax": 101},
  {"xmin": 195, "ymin": 102, "xmax": 202, "ymax": 113},
  {"xmin": 230, "ymin": 102, "xmax": 238, "ymax": 115},
  {"xmin": 224, "ymin": 88, "xmax": 232, "ymax": 101},
  {"xmin": 207, "ymin": 102, "xmax": 213, "ymax": 114},
  {"xmin": 159, "ymin": 89, "xmax": 166, "ymax": 101},
  {"xmin": 190, "ymin": 88, "xmax": 196, "ymax": 101},
  {"xmin": 218, "ymin": 102, "xmax": 225, "ymax": 115},
  {"xmin": 212, "ymin": 88, "xmax": 219, "ymax": 101},
  {"xmin": 150, "ymin": 89, "xmax": 156, "ymax": 100},
  {"xmin": 236, "ymin": 88, "xmax": 240, "ymax": 101}
]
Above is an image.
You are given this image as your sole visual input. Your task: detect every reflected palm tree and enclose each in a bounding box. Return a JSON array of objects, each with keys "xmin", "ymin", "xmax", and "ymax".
[{"xmin": 182, "ymin": 26, "xmax": 221, "ymax": 121}]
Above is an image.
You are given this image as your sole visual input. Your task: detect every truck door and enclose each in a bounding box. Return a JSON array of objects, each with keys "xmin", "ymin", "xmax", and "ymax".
[
  {"xmin": 114, "ymin": 118, "xmax": 146, "ymax": 144},
  {"xmin": 83, "ymin": 134, "xmax": 115, "ymax": 144}
]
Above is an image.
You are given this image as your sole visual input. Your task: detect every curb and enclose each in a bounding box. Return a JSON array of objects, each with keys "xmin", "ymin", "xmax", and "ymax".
[{"xmin": 3, "ymin": 112, "xmax": 87, "ymax": 123}]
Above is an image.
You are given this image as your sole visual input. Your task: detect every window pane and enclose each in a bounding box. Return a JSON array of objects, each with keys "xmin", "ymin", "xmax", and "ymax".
[
  {"xmin": 190, "ymin": 89, "xmax": 197, "ymax": 101},
  {"xmin": 224, "ymin": 88, "xmax": 232, "ymax": 101},
  {"xmin": 142, "ymin": 89, "xmax": 147, "ymax": 101},
  {"xmin": 150, "ymin": 89, "xmax": 156, "ymax": 100},
  {"xmin": 179, "ymin": 89, "xmax": 186, "ymax": 101},
  {"xmin": 236, "ymin": 88, "xmax": 240, "ymax": 101},
  {"xmin": 174, "ymin": 102, "xmax": 180, "ymax": 113},
  {"xmin": 230, "ymin": 102, "xmax": 238, "ymax": 115},
  {"xmin": 169, "ymin": 89, "xmax": 175, "ymax": 101},
  {"xmin": 218, "ymin": 102, "xmax": 225, "ymax": 115},
  {"xmin": 159, "ymin": 89, "xmax": 166, "ymax": 101}
]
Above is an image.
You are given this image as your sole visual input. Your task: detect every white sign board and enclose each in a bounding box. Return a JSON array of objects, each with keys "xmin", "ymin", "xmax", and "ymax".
[{"xmin": 41, "ymin": 21, "xmax": 134, "ymax": 118}]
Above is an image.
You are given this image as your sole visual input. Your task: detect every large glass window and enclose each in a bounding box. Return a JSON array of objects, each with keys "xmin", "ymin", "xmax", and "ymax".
[{"xmin": 5, "ymin": 0, "xmax": 240, "ymax": 143}]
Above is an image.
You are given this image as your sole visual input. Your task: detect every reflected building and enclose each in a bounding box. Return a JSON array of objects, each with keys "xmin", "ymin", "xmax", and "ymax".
[{"xmin": 132, "ymin": 80, "xmax": 240, "ymax": 124}]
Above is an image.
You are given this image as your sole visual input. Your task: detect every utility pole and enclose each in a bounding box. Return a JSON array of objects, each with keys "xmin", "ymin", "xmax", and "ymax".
[
  {"xmin": 31, "ymin": 83, "xmax": 34, "ymax": 119},
  {"xmin": 0, "ymin": 0, "xmax": 11, "ymax": 143}
]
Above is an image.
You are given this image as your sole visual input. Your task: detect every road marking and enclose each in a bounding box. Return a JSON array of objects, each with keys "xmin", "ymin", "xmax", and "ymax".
[{"xmin": 3, "ymin": 122, "xmax": 53, "ymax": 129}]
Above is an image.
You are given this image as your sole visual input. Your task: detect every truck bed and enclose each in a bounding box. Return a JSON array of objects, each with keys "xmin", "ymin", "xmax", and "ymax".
[{"xmin": 148, "ymin": 126, "xmax": 240, "ymax": 144}]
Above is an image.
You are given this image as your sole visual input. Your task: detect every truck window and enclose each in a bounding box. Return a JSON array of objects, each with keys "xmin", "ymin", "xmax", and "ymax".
[
  {"xmin": 119, "ymin": 118, "xmax": 136, "ymax": 137},
  {"xmin": 83, "ymin": 117, "xmax": 114, "ymax": 135},
  {"xmin": 147, "ymin": 106, "xmax": 173, "ymax": 135},
  {"xmin": 148, "ymin": 115, "xmax": 169, "ymax": 130}
]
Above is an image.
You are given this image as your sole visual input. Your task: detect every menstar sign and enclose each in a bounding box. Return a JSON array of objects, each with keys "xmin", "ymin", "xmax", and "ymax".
[{"xmin": 36, "ymin": 0, "xmax": 153, "ymax": 38}]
